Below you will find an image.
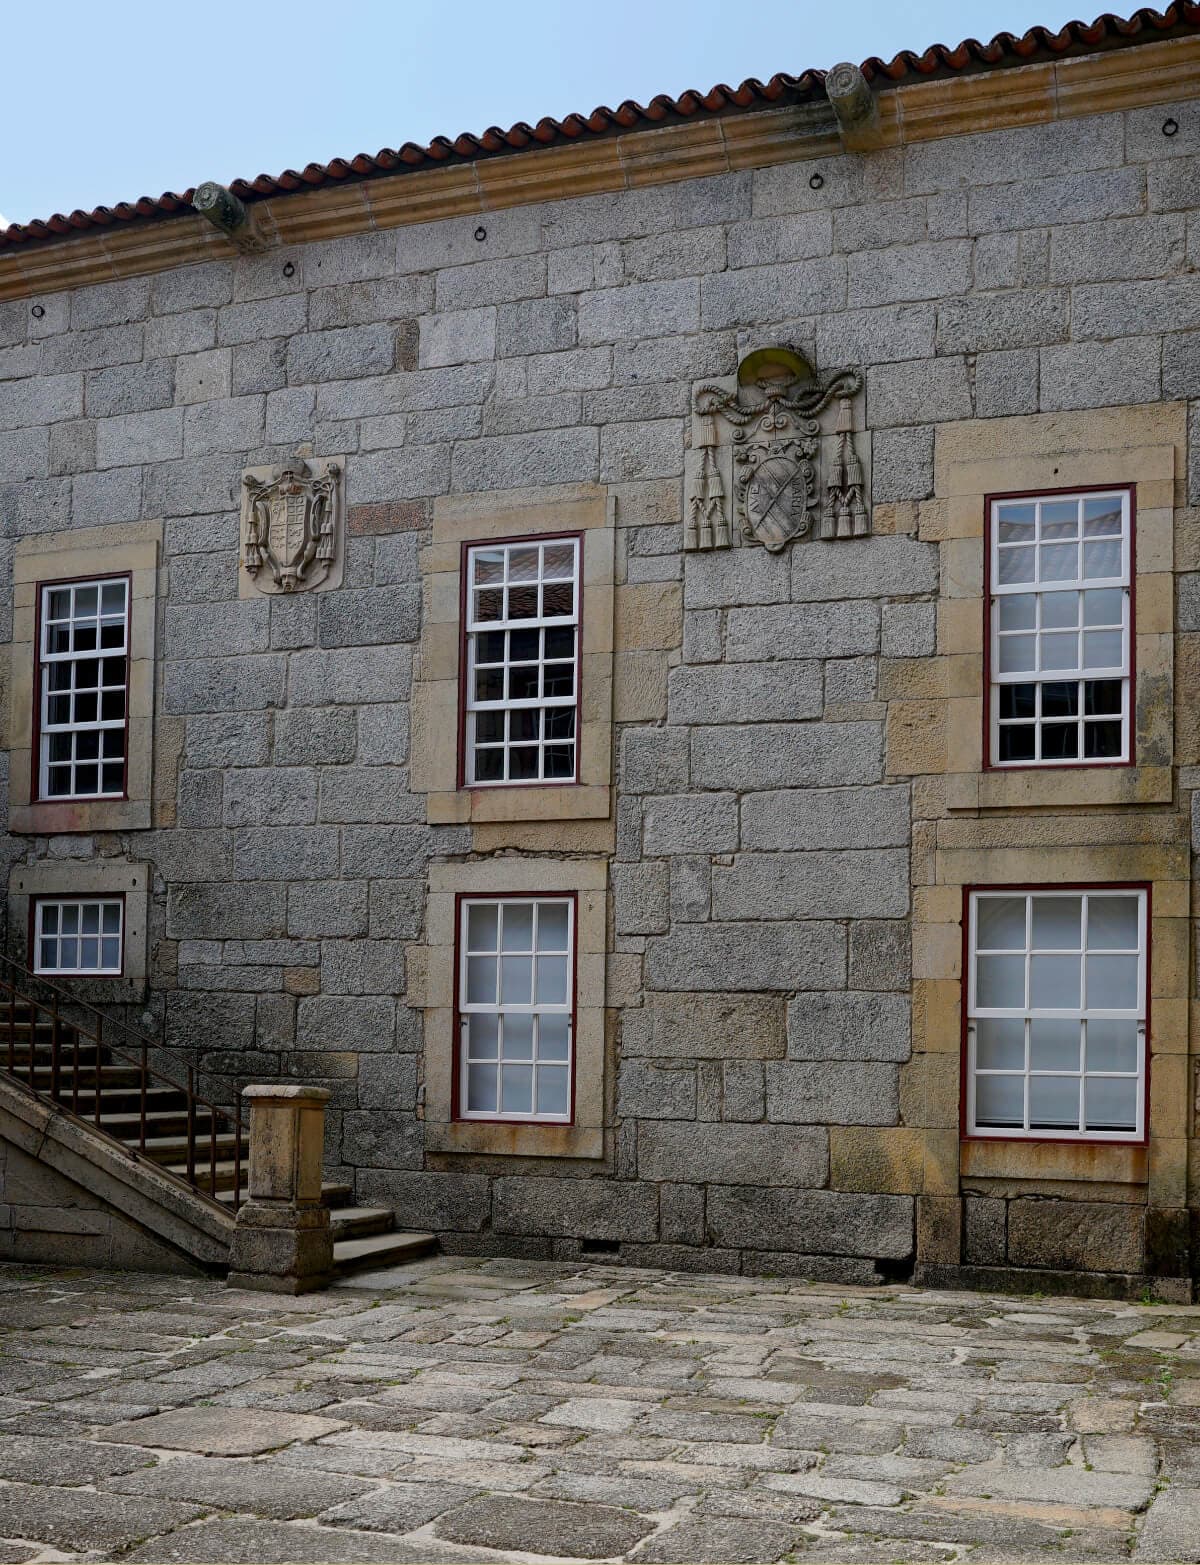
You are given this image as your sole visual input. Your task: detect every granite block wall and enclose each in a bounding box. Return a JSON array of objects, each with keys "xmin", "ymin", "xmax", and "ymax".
[{"xmin": 1, "ymin": 92, "xmax": 1199, "ymax": 1284}]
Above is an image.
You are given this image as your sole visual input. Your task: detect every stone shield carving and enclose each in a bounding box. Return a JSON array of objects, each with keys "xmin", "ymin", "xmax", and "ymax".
[
  {"xmin": 685, "ymin": 349, "xmax": 869, "ymax": 552},
  {"xmin": 239, "ymin": 455, "xmax": 344, "ymax": 596}
]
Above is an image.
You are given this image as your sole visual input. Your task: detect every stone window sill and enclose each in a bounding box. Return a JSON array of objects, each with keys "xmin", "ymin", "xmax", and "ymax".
[
  {"xmin": 946, "ymin": 766, "xmax": 1171, "ymax": 813},
  {"xmin": 961, "ymin": 1138, "xmax": 1147, "ymax": 1186},
  {"xmin": 426, "ymin": 1120, "xmax": 603, "ymax": 1160},
  {"xmin": 10, "ymin": 799, "xmax": 152, "ymax": 835}
]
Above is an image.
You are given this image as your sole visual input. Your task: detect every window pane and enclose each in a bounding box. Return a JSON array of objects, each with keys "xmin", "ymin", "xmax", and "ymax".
[
  {"xmin": 503, "ymin": 1013, "xmax": 534, "ymax": 1059},
  {"xmin": 61, "ymin": 906, "xmax": 79, "ymax": 933},
  {"xmin": 1083, "ymin": 721, "xmax": 1123, "ymax": 759},
  {"xmin": 545, "ymin": 625, "xmax": 575, "ymax": 659},
  {"xmin": 501, "ymin": 904, "xmax": 534, "ymax": 951},
  {"xmin": 475, "ymin": 631, "xmax": 505, "ymax": 664},
  {"xmin": 998, "ymin": 636, "xmax": 1036, "ymax": 674},
  {"xmin": 1084, "ymin": 680, "xmax": 1122, "ymax": 715},
  {"xmin": 1041, "ymin": 682, "xmax": 1079, "ymax": 718},
  {"xmin": 472, "ymin": 550, "xmax": 505, "ymax": 585},
  {"xmin": 1086, "ymin": 1018, "xmax": 1138, "ymax": 1073},
  {"xmin": 544, "ymin": 745, "xmax": 575, "ymax": 778},
  {"xmin": 1030, "ymin": 1017, "xmax": 1082, "ymax": 1071},
  {"xmin": 997, "ymin": 503, "xmax": 1035, "ymax": 537},
  {"xmin": 41, "ymin": 905, "xmax": 59, "ymax": 934},
  {"xmin": 500, "ymin": 955, "xmax": 532, "ymax": 1005},
  {"xmin": 501, "ymin": 1065, "xmax": 534, "ymax": 1114},
  {"xmin": 466, "ymin": 903, "xmax": 498, "ymax": 951},
  {"xmin": 1040, "ymin": 633, "xmax": 1077, "ymax": 671},
  {"xmin": 536, "ymin": 955, "xmax": 569, "ymax": 1006},
  {"xmin": 997, "ymin": 547, "xmax": 1035, "ymax": 585},
  {"xmin": 80, "ymin": 938, "xmax": 99, "ymax": 969},
  {"xmin": 1085, "ymin": 954, "xmax": 1138, "ymax": 1010},
  {"xmin": 1083, "ymin": 539, "xmax": 1122, "ymax": 579},
  {"xmin": 74, "ymin": 586, "xmax": 98, "ymax": 616},
  {"xmin": 538, "ymin": 902, "xmax": 570, "ymax": 951},
  {"xmin": 1040, "ymin": 724, "xmax": 1079, "ymax": 761},
  {"xmin": 81, "ymin": 904, "xmax": 100, "ymax": 934},
  {"xmin": 1085, "ymin": 1077, "xmax": 1136, "ymax": 1132},
  {"xmin": 1031, "ymin": 897, "xmax": 1081, "ymax": 950},
  {"xmin": 509, "ymin": 707, "xmax": 539, "ymax": 741},
  {"xmin": 509, "ymin": 665, "xmax": 539, "ymax": 701},
  {"xmin": 998, "ymin": 594, "xmax": 1036, "ymax": 630},
  {"xmin": 1029, "ymin": 1074, "xmax": 1080, "ymax": 1129},
  {"xmin": 1083, "ymin": 630, "xmax": 1122, "ymax": 669},
  {"xmin": 39, "ymin": 939, "xmax": 57, "ymax": 969},
  {"xmin": 998, "ymin": 726, "xmax": 1035, "ymax": 762},
  {"xmin": 539, "ymin": 1013, "xmax": 570, "ymax": 1060},
  {"xmin": 1083, "ymin": 588, "xmax": 1123, "ymax": 626},
  {"xmin": 467, "ymin": 1063, "xmax": 498, "ymax": 1113},
  {"xmin": 101, "ymin": 937, "xmax": 120, "ymax": 969},
  {"xmin": 467, "ymin": 1013, "xmax": 499, "ymax": 1057},
  {"xmin": 1041, "ymin": 500, "xmax": 1078, "ymax": 536},
  {"xmin": 543, "ymin": 544, "xmax": 575, "ymax": 577},
  {"xmin": 976, "ymin": 1017, "xmax": 1024, "ymax": 1071},
  {"xmin": 509, "ymin": 627, "xmax": 539, "ymax": 662},
  {"xmin": 1087, "ymin": 897, "xmax": 1139, "ymax": 951},
  {"xmin": 976, "ymin": 1074, "xmax": 1024, "ymax": 1127},
  {"xmin": 507, "ymin": 548, "xmax": 539, "ymax": 582},
  {"xmin": 1082, "ymin": 497, "xmax": 1123, "ymax": 535},
  {"xmin": 1039, "ymin": 544, "xmax": 1077, "ymax": 581},
  {"xmin": 508, "ymin": 585, "xmax": 538, "ymax": 619},
  {"xmin": 475, "ymin": 667, "xmax": 504, "ymax": 702},
  {"xmin": 537, "ymin": 1066, "xmax": 569, "ymax": 1117},
  {"xmin": 541, "ymin": 581, "xmax": 574, "ymax": 616},
  {"xmin": 473, "ymin": 748, "xmax": 504, "ymax": 782},
  {"xmin": 999, "ymin": 686, "xmax": 1036, "ymax": 720},
  {"xmin": 976, "ymin": 897, "xmax": 1026, "ymax": 950},
  {"xmin": 466, "ymin": 956, "xmax": 496, "ymax": 1005},
  {"xmin": 1041, "ymin": 591, "xmax": 1078, "ymax": 629},
  {"xmin": 1030, "ymin": 953, "xmax": 1081, "ymax": 1009},
  {"xmin": 509, "ymin": 746, "xmax": 539, "ymax": 780},
  {"xmin": 977, "ymin": 954, "xmax": 1025, "ymax": 1008},
  {"xmin": 474, "ymin": 588, "xmax": 503, "ymax": 622}
]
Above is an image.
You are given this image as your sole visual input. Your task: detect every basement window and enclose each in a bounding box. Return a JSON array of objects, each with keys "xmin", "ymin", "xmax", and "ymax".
[{"xmin": 33, "ymin": 896, "xmax": 124, "ymax": 976}]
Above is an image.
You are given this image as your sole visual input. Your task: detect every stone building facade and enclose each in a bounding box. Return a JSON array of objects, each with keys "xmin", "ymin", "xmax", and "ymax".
[{"xmin": 2, "ymin": 8, "xmax": 1200, "ymax": 1296}]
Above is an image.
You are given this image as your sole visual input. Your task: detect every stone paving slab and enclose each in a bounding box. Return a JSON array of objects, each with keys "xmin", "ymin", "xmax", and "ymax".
[{"xmin": 0, "ymin": 1257, "xmax": 1197, "ymax": 1561}]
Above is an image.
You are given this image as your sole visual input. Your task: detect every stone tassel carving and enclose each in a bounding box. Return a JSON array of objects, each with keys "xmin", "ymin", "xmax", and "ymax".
[
  {"xmin": 687, "ymin": 406, "xmax": 731, "ymax": 551},
  {"xmin": 822, "ymin": 396, "xmax": 870, "ymax": 540}
]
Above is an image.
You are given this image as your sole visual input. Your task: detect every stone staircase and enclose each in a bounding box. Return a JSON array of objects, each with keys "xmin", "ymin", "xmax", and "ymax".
[{"xmin": 0, "ymin": 975, "xmax": 435, "ymax": 1281}]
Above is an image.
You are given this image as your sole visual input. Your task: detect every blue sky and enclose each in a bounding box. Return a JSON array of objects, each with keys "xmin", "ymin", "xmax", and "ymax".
[{"xmin": 2, "ymin": 0, "xmax": 1097, "ymax": 228}]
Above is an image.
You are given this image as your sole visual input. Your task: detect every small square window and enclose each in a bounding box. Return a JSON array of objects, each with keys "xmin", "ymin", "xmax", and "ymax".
[
  {"xmin": 457, "ymin": 896, "xmax": 574, "ymax": 1123},
  {"xmin": 33, "ymin": 897, "xmax": 124, "ymax": 976},
  {"xmin": 967, "ymin": 889, "xmax": 1146, "ymax": 1142},
  {"xmin": 989, "ymin": 491, "xmax": 1131, "ymax": 768}
]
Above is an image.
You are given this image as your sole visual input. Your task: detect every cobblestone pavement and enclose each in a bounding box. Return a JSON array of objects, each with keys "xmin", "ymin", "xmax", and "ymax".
[{"xmin": 0, "ymin": 1258, "xmax": 1195, "ymax": 1562}]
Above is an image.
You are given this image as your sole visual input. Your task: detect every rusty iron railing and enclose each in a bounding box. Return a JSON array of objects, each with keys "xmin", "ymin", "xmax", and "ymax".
[{"xmin": 0, "ymin": 952, "xmax": 243, "ymax": 1212}]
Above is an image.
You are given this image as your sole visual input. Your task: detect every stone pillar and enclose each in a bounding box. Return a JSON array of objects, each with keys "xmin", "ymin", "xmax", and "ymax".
[{"xmin": 227, "ymin": 1085, "xmax": 333, "ymax": 1294}]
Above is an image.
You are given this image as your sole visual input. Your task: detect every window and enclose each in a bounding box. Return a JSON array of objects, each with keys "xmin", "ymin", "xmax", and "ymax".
[
  {"xmin": 34, "ymin": 897, "xmax": 124, "ymax": 976},
  {"xmin": 988, "ymin": 489, "xmax": 1131, "ymax": 767},
  {"xmin": 462, "ymin": 536, "xmax": 580, "ymax": 786},
  {"xmin": 457, "ymin": 895, "xmax": 574, "ymax": 1122},
  {"xmin": 967, "ymin": 889, "xmax": 1146, "ymax": 1141},
  {"xmin": 38, "ymin": 577, "xmax": 129, "ymax": 800}
]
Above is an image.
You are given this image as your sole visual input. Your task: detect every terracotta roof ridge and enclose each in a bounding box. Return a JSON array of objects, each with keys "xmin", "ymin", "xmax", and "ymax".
[{"xmin": 4, "ymin": 4, "xmax": 1199, "ymax": 252}]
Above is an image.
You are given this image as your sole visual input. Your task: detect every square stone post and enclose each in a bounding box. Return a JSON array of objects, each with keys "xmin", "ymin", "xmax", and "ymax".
[{"xmin": 227, "ymin": 1085, "xmax": 333, "ymax": 1294}]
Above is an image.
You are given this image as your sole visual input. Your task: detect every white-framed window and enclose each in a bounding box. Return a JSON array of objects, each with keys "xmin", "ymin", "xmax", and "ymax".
[
  {"xmin": 989, "ymin": 489, "xmax": 1131, "ymax": 767},
  {"xmin": 966, "ymin": 888, "xmax": 1147, "ymax": 1142},
  {"xmin": 457, "ymin": 895, "xmax": 574, "ymax": 1122},
  {"xmin": 463, "ymin": 536, "xmax": 579, "ymax": 786},
  {"xmin": 34, "ymin": 897, "xmax": 124, "ymax": 976},
  {"xmin": 38, "ymin": 577, "xmax": 129, "ymax": 800}
]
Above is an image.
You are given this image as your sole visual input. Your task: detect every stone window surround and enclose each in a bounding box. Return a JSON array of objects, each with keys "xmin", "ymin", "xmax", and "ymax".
[
  {"xmin": 8, "ymin": 859, "xmax": 150, "ymax": 999},
  {"xmin": 935, "ymin": 424, "xmax": 1175, "ymax": 813},
  {"xmin": 962, "ymin": 882, "xmax": 1149, "ymax": 1147},
  {"xmin": 419, "ymin": 857, "xmax": 607, "ymax": 1161},
  {"xmin": 983, "ymin": 484, "xmax": 1134, "ymax": 773},
  {"xmin": 411, "ymin": 487, "xmax": 614, "ymax": 828},
  {"xmin": 9, "ymin": 522, "xmax": 161, "ymax": 835}
]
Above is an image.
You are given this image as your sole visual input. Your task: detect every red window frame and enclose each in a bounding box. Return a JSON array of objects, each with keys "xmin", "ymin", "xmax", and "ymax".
[
  {"xmin": 456, "ymin": 531, "xmax": 584, "ymax": 791},
  {"xmin": 32, "ymin": 570, "xmax": 133, "ymax": 805},
  {"xmin": 451, "ymin": 889, "xmax": 579, "ymax": 1126},
  {"xmin": 982, "ymin": 484, "xmax": 1135, "ymax": 773},
  {"xmin": 959, "ymin": 881, "xmax": 1151, "ymax": 1149}
]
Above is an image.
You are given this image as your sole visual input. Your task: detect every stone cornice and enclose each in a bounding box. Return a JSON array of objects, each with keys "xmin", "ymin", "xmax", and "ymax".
[{"xmin": 1, "ymin": 35, "xmax": 1198, "ymax": 303}]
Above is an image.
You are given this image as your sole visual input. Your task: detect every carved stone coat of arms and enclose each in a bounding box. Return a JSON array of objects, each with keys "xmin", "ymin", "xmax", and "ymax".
[
  {"xmin": 239, "ymin": 455, "xmax": 345, "ymax": 596},
  {"xmin": 685, "ymin": 347, "xmax": 870, "ymax": 552}
]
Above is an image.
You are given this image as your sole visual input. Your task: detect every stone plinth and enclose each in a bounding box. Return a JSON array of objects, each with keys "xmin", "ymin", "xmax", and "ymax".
[{"xmin": 227, "ymin": 1085, "xmax": 332, "ymax": 1294}]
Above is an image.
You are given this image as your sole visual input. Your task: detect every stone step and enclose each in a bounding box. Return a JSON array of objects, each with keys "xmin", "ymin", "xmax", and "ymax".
[
  {"xmin": 321, "ymin": 1181, "xmax": 354, "ymax": 1209},
  {"xmin": 99, "ymin": 1108, "xmax": 225, "ymax": 1139},
  {"xmin": 329, "ymin": 1205, "xmax": 395, "ymax": 1241},
  {"xmin": 332, "ymin": 1230, "xmax": 437, "ymax": 1277}
]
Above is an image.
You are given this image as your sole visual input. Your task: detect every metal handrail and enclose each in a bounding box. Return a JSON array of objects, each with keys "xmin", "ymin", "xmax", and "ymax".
[{"xmin": 0, "ymin": 952, "xmax": 243, "ymax": 1212}]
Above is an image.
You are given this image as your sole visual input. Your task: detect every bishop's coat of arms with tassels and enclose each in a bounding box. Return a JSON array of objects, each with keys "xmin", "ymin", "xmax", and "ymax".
[
  {"xmin": 239, "ymin": 455, "xmax": 345, "ymax": 597},
  {"xmin": 685, "ymin": 347, "xmax": 870, "ymax": 553}
]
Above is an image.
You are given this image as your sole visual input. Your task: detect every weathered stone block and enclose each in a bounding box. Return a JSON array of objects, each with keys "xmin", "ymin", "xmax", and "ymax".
[
  {"xmin": 639, "ymin": 1120, "xmax": 827, "ymax": 1187},
  {"xmin": 726, "ymin": 601, "xmax": 880, "ymax": 662},
  {"xmin": 740, "ymin": 785, "xmax": 909, "ymax": 852},
  {"xmin": 622, "ymin": 992, "xmax": 785, "ymax": 1059},
  {"xmin": 867, "ymin": 358, "xmax": 972, "ymax": 428},
  {"xmin": 1039, "ymin": 338, "xmax": 1161, "ymax": 411},
  {"xmin": 617, "ymin": 1060, "xmax": 696, "ymax": 1120},
  {"xmin": 787, "ymin": 991, "xmax": 911, "ymax": 1062},
  {"xmin": 642, "ymin": 793, "xmax": 738, "ymax": 855},
  {"xmin": 963, "ymin": 1196, "xmax": 1007, "ymax": 1265},
  {"xmin": 618, "ymin": 728, "xmax": 689, "ymax": 794},
  {"xmin": 579, "ymin": 279, "xmax": 699, "ymax": 343},
  {"xmin": 289, "ymin": 645, "xmax": 412, "ymax": 706},
  {"xmin": 691, "ymin": 723, "xmax": 884, "ymax": 792},
  {"xmin": 646, "ymin": 921, "xmax": 845, "ymax": 992},
  {"xmin": 287, "ymin": 880, "xmax": 368, "ymax": 939},
  {"xmin": 451, "ymin": 427, "xmax": 597, "ymax": 490},
  {"xmin": 612, "ymin": 862, "xmax": 669, "ymax": 935},
  {"xmin": 700, "ymin": 259, "xmax": 845, "ymax": 329},
  {"xmin": 871, "ymin": 426, "xmax": 934, "ymax": 502},
  {"xmin": 848, "ymin": 241, "xmax": 971, "ymax": 306},
  {"xmin": 87, "ymin": 358, "xmax": 174, "ymax": 417},
  {"xmin": 224, "ymin": 768, "xmax": 316, "ymax": 827},
  {"xmin": 765, "ymin": 1060, "xmax": 899, "ymax": 1126},
  {"xmin": 849, "ymin": 920, "xmax": 912, "ymax": 992},
  {"xmin": 318, "ymin": 767, "xmax": 421, "ymax": 826},
  {"xmin": 1007, "ymin": 1199, "xmax": 1143, "ymax": 1274},
  {"xmin": 707, "ymin": 1185, "xmax": 914, "ymax": 1258},
  {"xmin": 317, "ymin": 586, "xmax": 420, "ymax": 648},
  {"xmin": 492, "ymin": 1177, "xmax": 658, "ymax": 1241},
  {"xmin": 168, "ymin": 882, "xmax": 286, "ymax": 941},
  {"xmin": 667, "ymin": 661, "xmax": 822, "ymax": 725},
  {"xmin": 341, "ymin": 1111, "xmax": 422, "ymax": 1169},
  {"xmin": 712, "ymin": 850, "xmax": 910, "ymax": 920},
  {"xmin": 658, "ymin": 1182, "xmax": 706, "ymax": 1245},
  {"xmin": 792, "ymin": 536, "xmax": 938, "ymax": 601},
  {"xmin": 185, "ymin": 712, "xmax": 270, "ymax": 768}
]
